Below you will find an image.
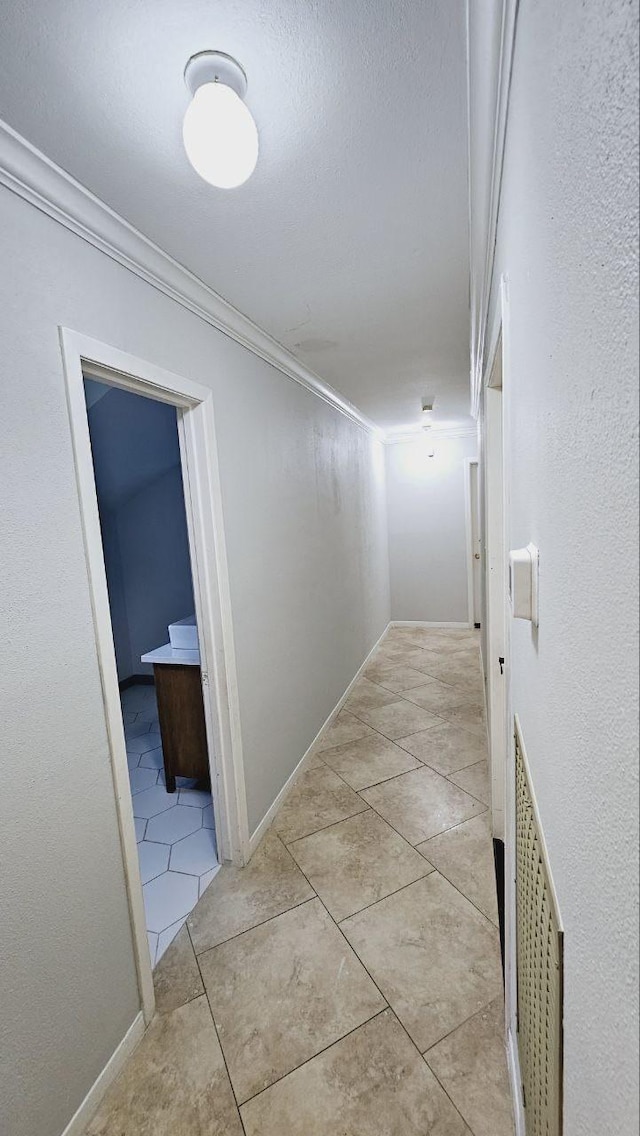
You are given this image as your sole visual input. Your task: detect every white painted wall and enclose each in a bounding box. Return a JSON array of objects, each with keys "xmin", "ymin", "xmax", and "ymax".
[
  {"xmin": 0, "ymin": 184, "xmax": 390, "ymax": 1136},
  {"xmin": 479, "ymin": 1, "xmax": 639, "ymax": 1131},
  {"xmin": 386, "ymin": 434, "xmax": 477, "ymax": 622}
]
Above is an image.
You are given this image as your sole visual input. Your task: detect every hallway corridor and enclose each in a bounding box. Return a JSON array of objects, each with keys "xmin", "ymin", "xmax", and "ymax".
[{"xmin": 86, "ymin": 626, "xmax": 512, "ymax": 1136}]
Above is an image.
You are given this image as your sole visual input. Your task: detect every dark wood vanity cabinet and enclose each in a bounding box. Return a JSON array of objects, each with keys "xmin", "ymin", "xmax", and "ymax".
[{"xmin": 152, "ymin": 663, "xmax": 210, "ymax": 793}]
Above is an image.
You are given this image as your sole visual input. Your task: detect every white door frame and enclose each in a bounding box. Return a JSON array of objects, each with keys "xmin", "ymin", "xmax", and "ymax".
[
  {"xmin": 483, "ymin": 280, "xmax": 525, "ymax": 1132},
  {"xmin": 59, "ymin": 328, "xmax": 250, "ymax": 1025},
  {"xmin": 464, "ymin": 457, "xmax": 481, "ymax": 627},
  {"xmin": 484, "ymin": 333, "xmax": 507, "ymax": 842}
]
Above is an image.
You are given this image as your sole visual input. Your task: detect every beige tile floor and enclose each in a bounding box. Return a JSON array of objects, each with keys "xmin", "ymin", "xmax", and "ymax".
[{"xmin": 86, "ymin": 626, "xmax": 514, "ymax": 1136}]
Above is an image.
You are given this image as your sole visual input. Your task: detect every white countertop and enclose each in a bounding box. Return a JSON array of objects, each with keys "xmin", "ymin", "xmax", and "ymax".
[{"xmin": 141, "ymin": 642, "xmax": 200, "ymax": 667}]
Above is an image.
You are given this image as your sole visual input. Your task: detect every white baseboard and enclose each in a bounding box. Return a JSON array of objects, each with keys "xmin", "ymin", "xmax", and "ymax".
[
  {"xmin": 60, "ymin": 1012, "xmax": 145, "ymax": 1136},
  {"xmin": 506, "ymin": 1025, "xmax": 526, "ymax": 1136},
  {"xmin": 391, "ymin": 620, "xmax": 472, "ymax": 630},
  {"xmin": 248, "ymin": 622, "xmax": 391, "ymax": 854}
]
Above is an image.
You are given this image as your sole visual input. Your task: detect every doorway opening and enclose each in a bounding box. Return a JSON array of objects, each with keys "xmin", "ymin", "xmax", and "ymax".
[
  {"xmin": 84, "ymin": 378, "xmax": 218, "ymax": 969},
  {"xmin": 484, "ymin": 332, "xmax": 507, "ymax": 842},
  {"xmin": 61, "ymin": 329, "xmax": 248, "ymax": 1023},
  {"xmin": 465, "ymin": 458, "xmax": 482, "ymax": 629}
]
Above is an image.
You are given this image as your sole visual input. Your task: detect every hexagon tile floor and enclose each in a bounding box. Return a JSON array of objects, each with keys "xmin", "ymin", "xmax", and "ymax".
[{"xmin": 121, "ymin": 682, "xmax": 219, "ymax": 967}]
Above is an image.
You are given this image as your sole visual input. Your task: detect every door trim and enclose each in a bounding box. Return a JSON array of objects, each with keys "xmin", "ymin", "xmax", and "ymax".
[
  {"xmin": 483, "ymin": 279, "xmax": 526, "ymax": 1131},
  {"xmin": 464, "ymin": 457, "xmax": 480, "ymax": 627},
  {"xmin": 484, "ymin": 346, "xmax": 506, "ymax": 840},
  {"xmin": 59, "ymin": 328, "xmax": 249, "ymax": 1024}
]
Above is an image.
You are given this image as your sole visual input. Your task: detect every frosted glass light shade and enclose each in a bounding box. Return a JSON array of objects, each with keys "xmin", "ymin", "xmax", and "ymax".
[{"xmin": 183, "ymin": 82, "xmax": 258, "ymax": 189}]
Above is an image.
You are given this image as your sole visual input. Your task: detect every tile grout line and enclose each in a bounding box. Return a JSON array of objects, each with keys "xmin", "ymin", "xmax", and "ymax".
[
  {"xmin": 285, "ymin": 803, "xmax": 422, "ymax": 855},
  {"xmin": 278, "ymin": 857, "xmax": 483, "ymax": 1131},
  {"xmin": 193, "ymin": 781, "xmax": 493, "ymax": 1099},
  {"xmin": 144, "ymin": 639, "xmax": 501, "ymax": 1132},
  {"xmin": 269, "ymin": 635, "xmax": 496, "ymax": 1122},
  {"xmin": 363, "ymin": 640, "xmax": 484, "ymax": 690},
  {"xmin": 423, "ymin": 866, "xmax": 502, "ymax": 934},
  {"xmin": 329, "ymin": 836, "xmax": 491, "ymax": 1126},
  {"xmin": 308, "ymin": 689, "xmax": 502, "ymax": 1136},
  {"xmin": 276, "ymin": 802, "xmax": 371, "ymax": 847},
  {"xmin": 236, "ymin": 1009, "xmax": 391, "ymax": 1113},
  {"xmin": 252, "ymin": 636, "xmax": 494, "ymax": 929},
  {"xmin": 191, "ymin": 846, "xmax": 393, "ymax": 1114},
  {"xmin": 192, "ymin": 893, "xmax": 319, "ymax": 959},
  {"xmin": 332, "ymin": 866, "xmax": 436, "ymax": 926},
  {"xmin": 442, "ymin": 781, "xmax": 491, "ymax": 810},
  {"xmin": 425, "ymin": 1066, "xmax": 484, "ymax": 1136},
  {"xmin": 346, "ymin": 703, "xmax": 450, "ymax": 737},
  {"xmin": 319, "ymin": 709, "xmax": 446, "ymax": 759},
  {"xmin": 282, "ymin": 788, "xmax": 496, "ymax": 934},
  {"xmin": 186, "ymin": 920, "xmax": 249, "ymax": 1136},
  {"xmin": 333, "ymin": 858, "xmax": 500, "ymax": 944},
  {"xmin": 298, "ymin": 641, "xmax": 501, "ymax": 943},
  {"xmin": 401, "ymin": 749, "xmax": 487, "ymax": 778},
  {"xmin": 280, "ymin": 863, "xmax": 396, "ymax": 1025},
  {"xmin": 319, "ymin": 726, "xmax": 487, "ymax": 786},
  {"xmin": 285, "ymin": 814, "xmax": 484, "ymax": 931},
  {"xmin": 413, "ymin": 826, "xmax": 502, "ymax": 929},
  {"xmin": 187, "ymin": 830, "xmax": 433, "ymax": 1112},
  {"xmin": 310, "ymin": 757, "xmax": 426, "ymax": 793},
  {"xmin": 422, "ymin": 992, "xmax": 505, "ymax": 1063},
  {"xmin": 442, "ymin": 757, "xmax": 490, "ymax": 783},
  {"xmin": 308, "ymin": 725, "xmax": 490, "ymax": 857},
  {"xmin": 339, "ymin": 672, "xmax": 489, "ymax": 801},
  {"xmin": 197, "ymin": 840, "xmax": 400, "ymax": 1104},
  {"xmin": 417, "ymin": 809, "xmax": 491, "ymax": 843},
  {"xmin": 328, "ymin": 644, "xmax": 483, "ymax": 728},
  {"xmin": 345, "ymin": 694, "xmax": 488, "ymax": 746},
  {"xmin": 362, "ymin": 983, "xmax": 484, "ymax": 1136},
  {"xmin": 210, "ymin": 813, "xmax": 497, "ymax": 949},
  {"xmin": 356, "ymin": 781, "xmax": 488, "ymax": 847},
  {"xmin": 378, "ymin": 658, "xmax": 482, "ymax": 678}
]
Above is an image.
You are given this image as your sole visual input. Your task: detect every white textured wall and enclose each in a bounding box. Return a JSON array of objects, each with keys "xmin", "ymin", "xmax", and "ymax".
[
  {"xmin": 386, "ymin": 434, "xmax": 477, "ymax": 622},
  {"xmin": 486, "ymin": 1, "xmax": 639, "ymax": 1131},
  {"xmin": 0, "ymin": 186, "xmax": 390, "ymax": 1136}
]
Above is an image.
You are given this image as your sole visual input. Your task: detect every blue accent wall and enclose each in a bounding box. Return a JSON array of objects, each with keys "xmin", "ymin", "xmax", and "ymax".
[{"xmin": 86, "ymin": 382, "xmax": 194, "ymax": 680}]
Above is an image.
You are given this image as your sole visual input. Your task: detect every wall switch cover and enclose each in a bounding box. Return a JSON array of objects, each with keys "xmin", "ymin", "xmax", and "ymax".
[{"xmin": 509, "ymin": 544, "xmax": 539, "ymax": 625}]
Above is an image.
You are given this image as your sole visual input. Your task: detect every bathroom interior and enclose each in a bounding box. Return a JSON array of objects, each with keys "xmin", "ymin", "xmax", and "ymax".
[{"xmin": 84, "ymin": 378, "xmax": 219, "ymax": 966}]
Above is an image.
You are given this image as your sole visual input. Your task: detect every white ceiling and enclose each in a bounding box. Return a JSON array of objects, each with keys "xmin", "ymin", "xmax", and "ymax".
[{"xmin": 0, "ymin": 0, "xmax": 471, "ymax": 435}]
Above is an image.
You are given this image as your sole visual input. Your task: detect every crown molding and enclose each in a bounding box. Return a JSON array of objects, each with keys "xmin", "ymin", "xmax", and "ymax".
[
  {"xmin": 0, "ymin": 119, "xmax": 381, "ymax": 439},
  {"xmin": 384, "ymin": 425, "xmax": 477, "ymax": 445}
]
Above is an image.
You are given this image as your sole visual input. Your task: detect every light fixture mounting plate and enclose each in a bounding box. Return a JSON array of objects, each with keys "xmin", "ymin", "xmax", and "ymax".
[{"xmin": 184, "ymin": 51, "xmax": 248, "ymax": 99}]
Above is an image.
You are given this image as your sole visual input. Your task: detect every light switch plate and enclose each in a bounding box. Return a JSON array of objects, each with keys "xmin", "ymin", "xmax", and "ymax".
[{"xmin": 509, "ymin": 544, "xmax": 539, "ymax": 625}]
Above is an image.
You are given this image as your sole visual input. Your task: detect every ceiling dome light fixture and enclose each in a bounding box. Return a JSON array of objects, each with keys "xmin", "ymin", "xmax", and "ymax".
[{"xmin": 183, "ymin": 51, "xmax": 258, "ymax": 189}]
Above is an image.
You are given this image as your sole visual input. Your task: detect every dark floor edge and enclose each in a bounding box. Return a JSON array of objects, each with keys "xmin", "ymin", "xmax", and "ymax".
[
  {"xmin": 493, "ymin": 837, "xmax": 505, "ymax": 977},
  {"xmin": 119, "ymin": 673, "xmax": 155, "ymax": 691}
]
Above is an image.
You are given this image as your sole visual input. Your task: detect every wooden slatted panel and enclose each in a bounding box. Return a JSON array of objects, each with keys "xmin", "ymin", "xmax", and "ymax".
[{"xmin": 515, "ymin": 721, "xmax": 564, "ymax": 1136}]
